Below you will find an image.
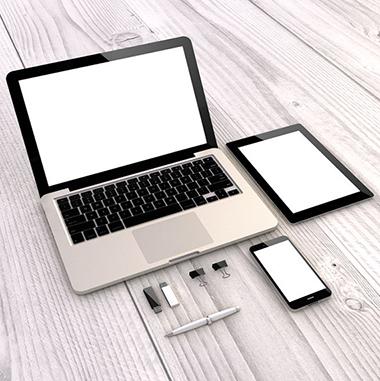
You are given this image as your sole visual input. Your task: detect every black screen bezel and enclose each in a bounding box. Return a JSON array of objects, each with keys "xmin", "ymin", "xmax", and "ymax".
[
  {"xmin": 227, "ymin": 124, "xmax": 373, "ymax": 223},
  {"xmin": 6, "ymin": 36, "xmax": 217, "ymax": 196},
  {"xmin": 250, "ymin": 236, "xmax": 331, "ymax": 310}
]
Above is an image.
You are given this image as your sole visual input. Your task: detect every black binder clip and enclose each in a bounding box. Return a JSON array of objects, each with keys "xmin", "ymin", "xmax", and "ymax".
[
  {"xmin": 212, "ymin": 260, "xmax": 231, "ymax": 279},
  {"xmin": 189, "ymin": 268, "xmax": 207, "ymax": 287}
]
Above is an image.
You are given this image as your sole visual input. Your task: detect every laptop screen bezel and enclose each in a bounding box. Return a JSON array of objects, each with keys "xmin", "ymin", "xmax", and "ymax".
[{"xmin": 6, "ymin": 37, "xmax": 217, "ymax": 196}]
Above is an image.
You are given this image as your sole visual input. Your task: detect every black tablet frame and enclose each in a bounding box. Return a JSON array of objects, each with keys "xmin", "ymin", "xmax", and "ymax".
[
  {"xmin": 6, "ymin": 37, "xmax": 217, "ymax": 196},
  {"xmin": 250, "ymin": 236, "xmax": 331, "ymax": 310},
  {"xmin": 227, "ymin": 124, "xmax": 373, "ymax": 223}
]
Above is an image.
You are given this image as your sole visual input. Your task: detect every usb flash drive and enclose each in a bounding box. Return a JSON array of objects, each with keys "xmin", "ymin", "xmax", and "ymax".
[
  {"xmin": 160, "ymin": 282, "xmax": 179, "ymax": 308},
  {"xmin": 143, "ymin": 286, "xmax": 162, "ymax": 313}
]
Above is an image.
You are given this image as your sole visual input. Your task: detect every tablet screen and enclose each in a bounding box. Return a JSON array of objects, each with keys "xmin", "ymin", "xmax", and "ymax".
[{"xmin": 239, "ymin": 131, "xmax": 359, "ymax": 213}]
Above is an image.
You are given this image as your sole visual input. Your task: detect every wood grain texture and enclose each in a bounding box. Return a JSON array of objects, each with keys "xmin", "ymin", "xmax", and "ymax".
[
  {"xmin": 0, "ymin": 0, "xmax": 379, "ymax": 380},
  {"xmin": 249, "ymin": 0, "xmax": 380, "ymax": 99},
  {"xmin": 0, "ymin": 5, "xmax": 167, "ymax": 381}
]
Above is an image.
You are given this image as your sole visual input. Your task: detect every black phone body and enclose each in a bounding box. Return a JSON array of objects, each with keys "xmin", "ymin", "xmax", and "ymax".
[{"xmin": 250, "ymin": 236, "xmax": 331, "ymax": 310}]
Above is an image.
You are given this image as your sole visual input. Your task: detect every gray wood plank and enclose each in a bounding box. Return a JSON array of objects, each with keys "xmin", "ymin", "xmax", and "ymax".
[
  {"xmin": 0, "ymin": 7, "xmax": 168, "ymax": 381},
  {"xmin": 247, "ymin": 0, "xmax": 380, "ymax": 99},
  {"xmin": 1, "ymin": 0, "xmax": 380, "ymax": 380}
]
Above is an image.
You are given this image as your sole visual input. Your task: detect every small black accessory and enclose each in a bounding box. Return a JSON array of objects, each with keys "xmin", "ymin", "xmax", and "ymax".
[
  {"xmin": 189, "ymin": 268, "xmax": 207, "ymax": 287},
  {"xmin": 143, "ymin": 286, "xmax": 162, "ymax": 313},
  {"xmin": 212, "ymin": 260, "xmax": 231, "ymax": 278}
]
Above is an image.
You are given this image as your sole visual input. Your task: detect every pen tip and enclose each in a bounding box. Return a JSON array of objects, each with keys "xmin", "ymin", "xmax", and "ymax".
[{"xmin": 165, "ymin": 333, "xmax": 173, "ymax": 337}]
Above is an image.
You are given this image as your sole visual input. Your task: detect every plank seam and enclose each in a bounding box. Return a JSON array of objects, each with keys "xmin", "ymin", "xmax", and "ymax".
[{"xmin": 245, "ymin": 0, "xmax": 380, "ymax": 104}]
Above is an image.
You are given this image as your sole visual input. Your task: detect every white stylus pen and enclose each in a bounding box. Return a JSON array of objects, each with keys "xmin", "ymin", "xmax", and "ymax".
[{"xmin": 165, "ymin": 306, "xmax": 240, "ymax": 337}]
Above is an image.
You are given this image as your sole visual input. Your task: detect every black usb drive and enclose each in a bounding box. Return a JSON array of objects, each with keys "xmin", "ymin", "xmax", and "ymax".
[{"xmin": 143, "ymin": 286, "xmax": 162, "ymax": 313}]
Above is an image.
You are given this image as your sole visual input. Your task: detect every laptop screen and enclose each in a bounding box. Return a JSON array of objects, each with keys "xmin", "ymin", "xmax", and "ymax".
[{"xmin": 19, "ymin": 47, "xmax": 207, "ymax": 186}]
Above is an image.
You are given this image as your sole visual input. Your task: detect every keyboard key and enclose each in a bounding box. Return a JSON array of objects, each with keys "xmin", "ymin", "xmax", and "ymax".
[
  {"xmin": 96, "ymin": 225, "xmax": 109, "ymax": 236},
  {"xmin": 80, "ymin": 205, "xmax": 92, "ymax": 213},
  {"xmin": 142, "ymin": 203, "xmax": 155, "ymax": 212},
  {"xmin": 153, "ymin": 200, "xmax": 166, "ymax": 209},
  {"xmin": 187, "ymin": 182, "xmax": 198, "ymax": 190},
  {"xmin": 108, "ymin": 221, "xmax": 124, "ymax": 232},
  {"xmin": 176, "ymin": 185, "xmax": 188, "ymax": 194},
  {"xmin": 83, "ymin": 196, "xmax": 95, "ymax": 204},
  {"xmin": 91, "ymin": 201, "xmax": 104, "ymax": 210},
  {"xmin": 228, "ymin": 189, "xmax": 240, "ymax": 196},
  {"xmin": 148, "ymin": 185, "xmax": 159, "ymax": 193},
  {"xmin": 181, "ymin": 176, "xmax": 192, "ymax": 184},
  {"xmin": 165, "ymin": 188, "xmax": 177, "ymax": 196},
  {"xmin": 198, "ymin": 187, "xmax": 209, "ymax": 195},
  {"xmin": 208, "ymin": 180, "xmax": 233, "ymax": 192},
  {"xmin": 114, "ymin": 195, "xmax": 126, "ymax": 203},
  {"xmin": 95, "ymin": 217, "xmax": 108, "ymax": 226},
  {"xmin": 93, "ymin": 187, "xmax": 105, "ymax": 194},
  {"xmin": 119, "ymin": 210, "xmax": 132, "ymax": 219},
  {"xmin": 57, "ymin": 197, "xmax": 69, "ymax": 205},
  {"xmin": 194, "ymin": 196, "xmax": 207, "ymax": 206},
  {"xmin": 143, "ymin": 195, "xmax": 155, "ymax": 203},
  {"xmin": 169, "ymin": 179, "xmax": 181, "ymax": 187},
  {"xmin": 186, "ymin": 190, "xmax": 198, "ymax": 199},
  {"xmin": 150, "ymin": 177, "xmax": 161, "ymax": 185},
  {"xmin": 180, "ymin": 199, "xmax": 196, "ymax": 210},
  {"xmin": 164, "ymin": 197, "xmax": 177, "ymax": 205},
  {"xmin": 105, "ymin": 184, "xmax": 116, "ymax": 191},
  {"xmin": 107, "ymin": 213, "xmax": 120, "ymax": 223},
  {"xmin": 155, "ymin": 191, "xmax": 166, "ymax": 200},
  {"xmin": 171, "ymin": 165, "xmax": 181, "ymax": 171},
  {"xmin": 68, "ymin": 221, "xmax": 95, "ymax": 234},
  {"xmin": 58, "ymin": 202, "xmax": 71, "ymax": 212},
  {"xmin": 83, "ymin": 229, "xmax": 97, "ymax": 240},
  {"xmin": 132, "ymin": 198, "xmax": 144, "ymax": 206},
  {"xmin": 191, "ymin": 173, "xmax": 202, "ymax": 181},
  {"xmin": 159, "ymin": 182, "xmax": 170, "ymax": 190},
  {"xmin": 137, "ymin": 188, "xmax": 149, "ymax": 197},
  {"xmin": 65, "ymin": 215, "xmax": 86, "ymax": 226},
  {"xmin": 125, "ymin": 191, "xmax": 138, "ymax": 200},
  {"xmin": 198, "ymin": 179, "xmax": 209, "ymax": 186},
  {"xmin": 171, "ymin": 171, "xmax": 181, "ymax": 179},
  {"xmin": 109, "ymin": 204, "xmax": 122, "ymax": 213},
  {"xmin": 128, "ymin": 183, "xmax": 139, "ymax": 191},
  {"xmin": 105, "ymin": 189, "xmax": 117, "ymax": 198},
  {"xmin": 206, "ymin": 196, "xmax": 218, "ymax": 203},
  {"xmin": 211, "ymin": 166, "xmax": 223, "ymax": 175},
  {"xmin": 150, "ymin": 171, "xmax": 160, "ymax": 178},
  {"xmin": 123, "ymin": 204, "xmax": 182, "ymax": 228},
  {"xmin": 85, "ymin": 211, "xmax": 98, "ymax": 220},
  {"xmin": 62, "ymin": 208, "xmax": 80, "ymax": 219},
  {"xmin": 139, "ymin": 180, "xmax": 150, "ymax": 188},
  {"xmin": 120, "ymin": 201, "xmax": 133, "ymax": 210},
  {"xmin": 215, "ymin": 189, "xmax": 228, "ymax": 199},
  {"xmin": 98, "ymin": 208, "xmax": 110, "ymax": 217},
  {"xmin": 116, "ymin": 181, "xmax": 126, "ymax": 187},
  {"xmin": 71, "ymin": 199, "xmax": 83, "ymax": 208},
  {"xmin": 175, "ymin": 193, "xmax": 187, "ymax": 202},
  {"xmin": 71, "ymin": 232, "xmax": 84, "ymax": 244},
  {"xmin": 94, "ymin": 193, "xmax": 106, "ymax": 201},
  {"xmin": 82, "ymin": 191, "xmax": 93, "ymax": 197},
  {"xmin": 69, "ymin": 194, "xmax": 80, "ymax": 201},
  {"xmin": 128, "ymin": 177, "xmax": 139, "ymax": 183},
  {"xmin": 208, "ymin": 173, "xmax": 228, "ymax": 183},
  {"xmin": 131, "ymin": 206, "xmax": 143, "ymax": 216},
  {"xmin": 103, "ymin": 198, "xmax": 116, "ymax": 207}
]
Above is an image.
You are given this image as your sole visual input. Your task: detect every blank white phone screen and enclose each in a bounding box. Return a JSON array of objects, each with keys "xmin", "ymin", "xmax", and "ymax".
[
  {"xmin": 239, "ymin": 131, "xmax": 359, "ymax": 213},
  {"xmin": 254, "ymin": 240, "xmax": 325, "ymax": 302},
  {"xmin": 19, "ymin": 47, "xmax": 207, "ymax": 186}
]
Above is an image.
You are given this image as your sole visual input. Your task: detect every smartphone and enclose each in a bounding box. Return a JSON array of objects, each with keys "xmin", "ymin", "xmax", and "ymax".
[{"xmin": 250, "ymin": 236, "xmax": 331, "ymax": 310}]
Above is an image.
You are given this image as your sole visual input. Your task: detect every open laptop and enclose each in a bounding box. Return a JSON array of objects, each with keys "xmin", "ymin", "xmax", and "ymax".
[{"xmin": 7, "ymin": 37, "xmax": 277, "ymax": 294}]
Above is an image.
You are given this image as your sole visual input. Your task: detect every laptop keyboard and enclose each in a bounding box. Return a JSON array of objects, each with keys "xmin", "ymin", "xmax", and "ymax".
[{"xmin": 56, "ymin": 156, "xmax": 240, "ymax": 244}]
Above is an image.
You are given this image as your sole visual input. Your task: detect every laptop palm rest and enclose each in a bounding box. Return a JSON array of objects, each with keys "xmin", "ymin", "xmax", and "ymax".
[{"xmin": 133, "ymin": 213, "xmax": 212, "ymax": 264}]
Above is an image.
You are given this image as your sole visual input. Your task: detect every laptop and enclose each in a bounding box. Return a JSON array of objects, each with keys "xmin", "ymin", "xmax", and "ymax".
[{"xmin": 7, "ymin": 37, "xmax": 277, "ymax": 294}]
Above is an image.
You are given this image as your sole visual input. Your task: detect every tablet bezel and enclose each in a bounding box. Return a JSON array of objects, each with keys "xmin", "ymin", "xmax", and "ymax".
[{"xmin": 227, "ymin": 124, "xmax": 373, "ymax": 223}]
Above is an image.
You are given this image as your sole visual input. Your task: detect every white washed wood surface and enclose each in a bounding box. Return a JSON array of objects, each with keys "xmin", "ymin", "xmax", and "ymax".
[{"xmin": 0, "ymin": 0, "xmax": 379, "ymax": 380}]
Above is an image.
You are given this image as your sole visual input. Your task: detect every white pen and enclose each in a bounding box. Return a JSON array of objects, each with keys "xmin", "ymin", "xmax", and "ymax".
[{"xmin": 165, "ymin": 306, "xmax": 240, "ymax": 337}]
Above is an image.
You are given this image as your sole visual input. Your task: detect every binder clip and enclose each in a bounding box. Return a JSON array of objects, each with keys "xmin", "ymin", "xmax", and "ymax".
[
  {"xmin": 189, "ymin": 268, "xmax": 207, "ymax": 287},
  {"xmin": 212, "ymin": 260, "xmax": 231, "ymax": 279}
]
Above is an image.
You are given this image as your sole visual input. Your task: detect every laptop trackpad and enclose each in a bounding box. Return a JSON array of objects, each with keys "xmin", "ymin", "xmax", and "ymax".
[{"xmin": 133, "ymin": 213, "xmax": 213, "ymax": 264}]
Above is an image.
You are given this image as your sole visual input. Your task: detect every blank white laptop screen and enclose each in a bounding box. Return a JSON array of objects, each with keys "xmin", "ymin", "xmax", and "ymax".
[
  {"xmin": 240, "ymin": 131, "xmax": 359, "ymax": 213},
  {"xmin": 19, "ymin": 47, "xmax": 207, "ymax": 186},
  {"xmin": 254, "ymin": 240, "xmax": 325, "ymax": 302}
]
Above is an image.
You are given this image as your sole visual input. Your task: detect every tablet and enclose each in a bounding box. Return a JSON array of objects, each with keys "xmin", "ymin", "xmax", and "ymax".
[{"xmin": 227, "ymin": 124, "xmax": 373, "ymax": 223}]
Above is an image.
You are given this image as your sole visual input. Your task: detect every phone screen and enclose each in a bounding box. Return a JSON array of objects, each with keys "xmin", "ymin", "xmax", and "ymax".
[{"xmin": 250, "ymin": 237, "xmax": 331, "ymax": 309}]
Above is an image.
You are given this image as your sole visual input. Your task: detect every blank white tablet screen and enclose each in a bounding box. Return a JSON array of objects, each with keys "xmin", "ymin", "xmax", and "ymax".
[
  {"xmin": 19, "ymin": 47, "xmax": 207, "ymax": 186},
  {"xmin": 254, "ymin": 240, "xmax": 325, "ymax": 302},
  {"xmin": 240, "ymin": 131, "xmax": 359, "ymax": 213}
]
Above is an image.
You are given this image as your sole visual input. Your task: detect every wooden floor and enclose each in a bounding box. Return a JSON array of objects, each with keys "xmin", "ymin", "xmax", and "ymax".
[{"xmin": 0, "ymin": 1, "xmax": 379, "ymax": 380}]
